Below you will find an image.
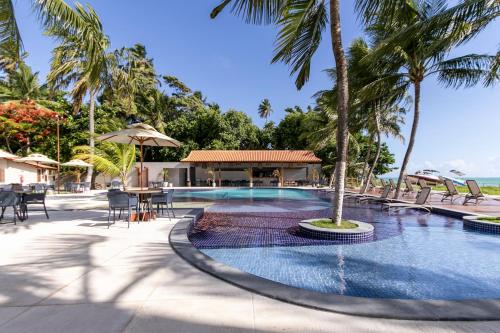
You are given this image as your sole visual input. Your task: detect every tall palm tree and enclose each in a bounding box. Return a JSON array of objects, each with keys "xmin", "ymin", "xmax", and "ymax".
[
  {"xmin": 47, "ymin": 3, "xmax": 110, "ymax": 184},
  {"xmin": 0, "ymin": 0, "xmax": 87, "ymax": 62},
  {"xmin": 211, "ymin": 0, "xmax": 351, "ymax": 225},
  {"xmin": 357, "ymin": 0, "xmax": 498, "ymax": 198},
  {"xmin": 258, "ymin": 98, "xmax": 273, "ymax": 120}
]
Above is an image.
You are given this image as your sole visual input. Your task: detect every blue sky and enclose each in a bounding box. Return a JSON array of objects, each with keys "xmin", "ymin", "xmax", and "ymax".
[{"xmin": 16, "ymin": 1, "xmax": 500, "ymax": 176}]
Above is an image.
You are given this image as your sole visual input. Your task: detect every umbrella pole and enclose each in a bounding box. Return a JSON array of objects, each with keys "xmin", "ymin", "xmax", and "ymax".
[{"xmin": 140, "ymin": 142, "xmax": 144, "ymax": 189}]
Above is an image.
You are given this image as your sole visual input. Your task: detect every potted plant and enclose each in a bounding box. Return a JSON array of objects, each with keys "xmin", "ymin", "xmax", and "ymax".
[
  {"xmin": 207, "ymin": 167, "xmax": 216, "ymax": 187},
  {"xmin": 272, "ymin": 169, "xmax": 282, "ymax": 187},
  {"xmin": 159, "ymin": 168, "xmax": 169, "ymax": 187}
]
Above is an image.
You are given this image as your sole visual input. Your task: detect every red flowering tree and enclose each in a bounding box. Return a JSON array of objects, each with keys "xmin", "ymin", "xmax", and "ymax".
[{"xmin": 0, "ymin": 101, "xmax": 59, "ymax": 153}]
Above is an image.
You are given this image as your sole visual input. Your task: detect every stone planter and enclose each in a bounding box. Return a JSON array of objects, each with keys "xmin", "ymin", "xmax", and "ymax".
[
  {"xmin": 463, "ymin": 215, "xmax": 500, "ymax": 234},
  {"xmin": 298, "ymin": 218, "xmax": 374, "ymax": 243}
]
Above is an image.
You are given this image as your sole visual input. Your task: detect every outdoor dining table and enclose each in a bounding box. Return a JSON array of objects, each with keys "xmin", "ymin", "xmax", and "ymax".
[{"xmin": 123, "ymin": 188, "xmax": 162, "ymax": 222}]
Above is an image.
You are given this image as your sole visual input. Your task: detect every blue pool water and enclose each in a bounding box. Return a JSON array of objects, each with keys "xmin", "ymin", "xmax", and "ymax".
[
  {"xmin": 175, "ymin": 188, "xmax": 317, "ymax": 201},
  {"xmin": 185, "ymin": 188, "xmax": 500, "ymax": 300}
]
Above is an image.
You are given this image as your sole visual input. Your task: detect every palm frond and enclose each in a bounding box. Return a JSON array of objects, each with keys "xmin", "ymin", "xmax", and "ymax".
[
  {"xmin": 210, "ymin": 0, "xmax": 286, "ymax": 24},
  {"xmin": 432, "ymin": 54, "xmax": 495, "ymax": 88},
  {"xmin": 272, "ymin": 0, "xmax": 327, "ymax": 89}
]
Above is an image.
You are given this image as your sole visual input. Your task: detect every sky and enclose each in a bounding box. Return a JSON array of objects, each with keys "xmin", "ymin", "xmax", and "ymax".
[{"xmin": 15, "ymin": 1, "xmax": 500, "ymax": 177}]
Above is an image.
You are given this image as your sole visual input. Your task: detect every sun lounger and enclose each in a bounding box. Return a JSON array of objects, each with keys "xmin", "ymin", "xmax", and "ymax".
[
  {"xmin": 417, "ymin": 178, "xmax": 428, "ymax": 189},
  {"xmin": 389, "ymin": 179, "xmax": 396, "ymax": 190},
  {"xmin": 358, "ymin": 185, "xmax": 393, "ymax": 204},
  {"xmin": 382, "ymin": 187, "xmax": 432, "ymax": 213},
  {"xmin": 402, "ymin": 177, "xmax": 416, "ymax": 197},
  {"xmin": 441, "ymin": 179, "xmax": 462, "ymax": 203},
  {"xmin": 463, "ymin": 180, "xmax": 486, "ymax": 205}
]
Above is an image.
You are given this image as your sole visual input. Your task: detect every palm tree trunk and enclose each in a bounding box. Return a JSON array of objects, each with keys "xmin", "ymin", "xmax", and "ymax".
[
  {"xmin": 394, "ymin": 81, "xmax": 421, "ymax": 198},
  {"xmin": 363, "ymin": 112, "xmax": 382, "ymax": 194},
  {"xmin": 359, "ymin": 133, "xmax": 374, "ymax": 192},
  {"xmin": 85, "ymin": 89, "xmax": 96, "ymax": 184},
  {"xmin": 330, "ymin": 0, "xmax": 349, "ymax": 226}
]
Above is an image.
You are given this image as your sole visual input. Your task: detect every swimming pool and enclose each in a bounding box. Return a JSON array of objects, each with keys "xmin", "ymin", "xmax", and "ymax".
[{"xmin": 184, "ymin": 188, "xmax": 500, "ymax": 301}]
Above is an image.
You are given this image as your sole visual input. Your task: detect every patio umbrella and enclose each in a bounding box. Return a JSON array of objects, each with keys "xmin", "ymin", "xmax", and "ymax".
[
  {"xmin": 62, "ymin": 159, "xmax": 93, "ymax": 182},
  {"xmin": 97, "ymin": 123, "xmax": 182, "ymax": 188},
  {"xmin": 16, "ymin": 153, "xmax": 59, "ymax": 183},
  {"xmin": 450, "ymin": 169, "xmax": 466, "ymax": 177},
  {"xmin": 15, "ymin": 153, "xmax": 59, "ymax": 165}
]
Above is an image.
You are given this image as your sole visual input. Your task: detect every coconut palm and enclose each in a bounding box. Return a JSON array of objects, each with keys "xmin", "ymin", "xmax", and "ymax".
[
  {"xmin": 356, "ymin": 0, "xmax": 498, "ymax": 198},
  {"xmin": 72, "ymin": 142, "xmax": 136, "ymax": 189},
  {"xmin": 211, "ymin": 0, "xmax": 350, "ymax": 225},
  {"xmin": 0, "ymin": 62, "xmax": 41, "ymax": 102},
  {"xmin": 258, "ymin": 98, "xmax": 273, "ymax": 120},
  {"xmin": 0, "ymin": 0, "xmax": 86, "ymax": 61},
  {"xmin": 47, "ymin": 3, "xmax": 110, "ymax": 184}
]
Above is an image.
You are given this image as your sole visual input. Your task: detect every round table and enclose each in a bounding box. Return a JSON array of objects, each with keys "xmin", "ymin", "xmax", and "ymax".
[{"xmin": 123, "ymin": 188, "xmax": 162, "ymax": 221}]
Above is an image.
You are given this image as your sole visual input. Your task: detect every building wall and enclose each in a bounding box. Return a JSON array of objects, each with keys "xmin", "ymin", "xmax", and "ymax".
[
  {"xmin": 94, "ymin": 162, "xmax": 190, "ymax": 188},
  {"xmin": 0, "ymin": 159, "xmax": 52, "ymax": 185}
]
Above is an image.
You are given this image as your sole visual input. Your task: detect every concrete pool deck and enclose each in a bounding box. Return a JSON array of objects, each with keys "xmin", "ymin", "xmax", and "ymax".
[{"xmin": 1, "ymin": 194, "xmax": 500, "ymax": 332}]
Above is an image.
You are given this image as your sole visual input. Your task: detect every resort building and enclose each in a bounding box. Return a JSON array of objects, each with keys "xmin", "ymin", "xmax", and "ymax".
[
  {"xmin": 0, "ymin": 149, "xmax": 55, "ymax": 185},
  {"xmin": 110, "ymin": 150, "xmax": 322, "ymax": 188},
  {"xmin": 181, "ymin": 150, "xmax": 321, "ymax": 187}
]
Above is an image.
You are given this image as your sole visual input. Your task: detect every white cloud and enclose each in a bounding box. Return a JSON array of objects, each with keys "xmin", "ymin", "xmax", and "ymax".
[{"xmin": 390, "ymin": 157, "xmax": 500, "ymax": 177}]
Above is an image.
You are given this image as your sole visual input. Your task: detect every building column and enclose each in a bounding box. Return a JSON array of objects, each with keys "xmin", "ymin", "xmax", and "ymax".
[{"xmin": 186, "ymin": 166, "xmax": 191, "ymax": 187}]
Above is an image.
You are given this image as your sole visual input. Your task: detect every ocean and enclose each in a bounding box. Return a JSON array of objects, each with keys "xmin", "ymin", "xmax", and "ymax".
[{"xmin": 384, "ymin": 177, "xmax": 500, "ymax": 187}]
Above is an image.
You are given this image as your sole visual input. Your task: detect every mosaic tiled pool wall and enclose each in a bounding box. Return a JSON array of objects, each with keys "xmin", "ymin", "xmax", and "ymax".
[
  {"xmin": 189, "ymin": 207, "xmax": 406, "ymax": 249},
  {"xmin": 464, "ymin": 219, "xmax": 500, "ymax": 234},
  {"xmin": 298, "ymin": 225, "xmax": 374, "ymax": 243}
]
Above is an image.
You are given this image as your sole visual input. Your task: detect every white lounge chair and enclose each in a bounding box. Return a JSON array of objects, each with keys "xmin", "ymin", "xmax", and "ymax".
[{"xmin": 382, "ymin": 187, "xmax": 432, "ymax": 213}]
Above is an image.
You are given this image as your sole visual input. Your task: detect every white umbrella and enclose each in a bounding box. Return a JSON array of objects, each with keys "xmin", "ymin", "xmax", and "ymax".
[
  {"xmin": 16, "ymin": 153, "xmax": 59, "ymax": 165},
  {"xmin": 61, "ymin": 159, "xmax": 93, "ymax": 167},
  {"xmin": 62, "ymin": 159, "xmax": 93, "ymax": 182},
  {"xmin": 97, "ymin": 123, "xmax": 182, "ymax": 188}
]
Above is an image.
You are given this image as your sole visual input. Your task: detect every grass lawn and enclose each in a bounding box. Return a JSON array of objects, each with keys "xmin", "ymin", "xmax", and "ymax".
[
  {"xmin": 311, "ymin": 219, "xmax": 358, "ymax": 229},
  {"xmin": 478, "ymin": 217, "xmax": 500, "ymax": 223},
  {"xmin": 432, "ymin": 185, "xmax": 500, "ymax": 196}
]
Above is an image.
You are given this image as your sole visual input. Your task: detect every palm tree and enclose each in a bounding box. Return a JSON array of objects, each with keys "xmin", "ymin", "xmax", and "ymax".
[
  {"xmin": 258, "ymin": 98, "xmax": 273, "ymax": 120},
  {"xmin": 47, "ymin": 3, "xmax": 110, "ymax": 184},
  {"xmin": 211, "ymin": 0, "xmax": 350, "ymax": 225},
  {"xmin": 358, "ymin": 0, "xmax": 500, "ymax": 198},
  {"xmin": 356, "ymin": 0, "xmax": 498, "ymax": 198},
  {"xmin": 0, "ymin": 62, "xmax": 41, "ymax": 102},
  {"xmin": 0, "ymin": 0, "xmax": 87, "ymax": 61},
  {"xmin": 73, "ymin": 142, "xmax": 136, "ymax": 189}
]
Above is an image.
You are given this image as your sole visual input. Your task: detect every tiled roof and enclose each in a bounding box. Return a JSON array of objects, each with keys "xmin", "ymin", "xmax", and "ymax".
[{"xmin": 181, "ymin": 150, "xmax": 321, "ymax": 163}]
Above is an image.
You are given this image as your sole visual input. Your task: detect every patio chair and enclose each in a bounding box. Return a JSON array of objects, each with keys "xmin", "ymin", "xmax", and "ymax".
[
  {"xmin": 441, "ymin": 179, "xmax": 462, "ymax": 203},
  {"xmin": 151, "ymin": 189, "xmax": 170, "ymax": 220},
  {"xmin": 402, "ymin": 178, "xmax": 417, "ymax": 197},
  {"xmin": 382, "ymin": 187, "xmax": 432, "ymax": 213},
  {"xmin": 0, "ymin": 184, "xmax": 12, "ymax": 191},
  {"xmin": 358, "ymin": 185, "xmax": 393, "ymax": 204},
  {"xmin": 110, "ymin": 180, "xmax": 122, "ymax": 190},
  {"xmin": 22, "ymin": 188, "xmax": 49, "ymax": 219},
  {"xmin": 106, "ymin": 191, "xmax": 138, "ymax": 228},
  {"xmin": 463, "ymin": 180, "xmax": 486, "ymax": 206},
  {"xmin": 417, "ymin": 178, "xmax": 428, "ymax": 189},
  {"xmin": 0, "ymin": 191, "xmax": 20, "ymax": 224}
]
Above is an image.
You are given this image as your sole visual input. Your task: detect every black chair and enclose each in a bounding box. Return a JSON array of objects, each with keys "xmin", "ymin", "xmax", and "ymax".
[
  {"xmin": 151, "ymin": 189, "xmax": 176, "ymax": 220},
  {"xmin": 0, "ymin": 191, "xmax": 20, "ymax": 224},
  {"xmin": 106, "ymin": 191, "xmax": 138, "ymax": 228},
  {"xmin": 22, "ymin": 188, "xmax": 49, "ymax": 219}
]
